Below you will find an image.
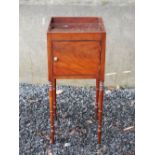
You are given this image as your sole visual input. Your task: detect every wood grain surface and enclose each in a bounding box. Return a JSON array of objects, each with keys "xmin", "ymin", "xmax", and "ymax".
[{"xmin": 53, "ymin": 41, "xmax": 100, "ymax": 76}]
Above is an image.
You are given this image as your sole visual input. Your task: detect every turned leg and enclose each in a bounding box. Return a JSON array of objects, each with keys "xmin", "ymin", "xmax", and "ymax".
[
  {"xmin": 53, "ymin": 79, "xmax": 56, "ymax": 119},
  {"xmin": 49, "ymin": 81, "xmax": 55, "ymax": 143},
  {"xmin": 98, "ymin": 81, "xmax": 104, "ymax": 144},
  {"xmin": 96, "ymin": 79, "xmax": 99, "ymax": 119}
]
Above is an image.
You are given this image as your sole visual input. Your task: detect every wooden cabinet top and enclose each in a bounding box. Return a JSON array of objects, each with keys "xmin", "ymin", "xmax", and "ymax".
[{"xmin": 47, "ymin": 17, "xmax": 106, "ymax": 34}]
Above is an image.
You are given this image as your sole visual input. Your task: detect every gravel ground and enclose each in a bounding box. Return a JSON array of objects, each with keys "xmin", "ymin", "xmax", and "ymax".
[{"xmin": 19, "ymin": 83, "xmax": 135, "ymax": 155}]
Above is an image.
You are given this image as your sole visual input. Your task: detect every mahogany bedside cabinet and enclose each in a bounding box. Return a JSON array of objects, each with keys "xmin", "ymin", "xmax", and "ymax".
[{"xmin": 47, "ymin": 17, "xmax": 106, "ymax": 144}]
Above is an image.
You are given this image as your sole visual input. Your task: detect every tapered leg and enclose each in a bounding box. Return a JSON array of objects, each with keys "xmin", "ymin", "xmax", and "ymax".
[
  {"xmin": 53, "ymin": 79, "xmax": 56, "ymax": 119},
  {"xmin": 98, "ymin": 81, "xmax": 104, "ymax": 144},
  {"xmin": 49, "ymin": 81, "xmax": 55, "ymax": 143},
  {"xmin": 96, "ymin": 79, "xmax": 99, "ymax": 119}
]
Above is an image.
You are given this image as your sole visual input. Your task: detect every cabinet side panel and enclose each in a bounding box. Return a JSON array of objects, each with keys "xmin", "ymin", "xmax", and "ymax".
[
  {"xmin": 47, "ymin": 34, "xmax": 53, "ymax": 81},
  {"xmin": 99, "ymin": 33, "xmax": 106, "ymax": 80}
]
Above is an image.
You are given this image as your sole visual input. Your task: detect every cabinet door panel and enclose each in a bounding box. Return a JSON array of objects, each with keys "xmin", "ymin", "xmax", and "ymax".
[{"xmin": 53, "ymin": 41, "xmax": 100, "ymax": 76}]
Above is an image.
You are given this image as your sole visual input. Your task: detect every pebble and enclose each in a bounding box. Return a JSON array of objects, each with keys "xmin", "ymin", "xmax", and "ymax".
[
  {"xmin": 64, "ymin": 143, "xmax": 71, "ymax": 147},
  {"xmin": 56, "ymin": 89, "xmax": 63, "ymax": 95}
]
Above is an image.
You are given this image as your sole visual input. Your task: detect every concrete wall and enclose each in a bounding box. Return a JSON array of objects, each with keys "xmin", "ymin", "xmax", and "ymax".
[
  {"xmin": 19, "ymin": 1, "xmax": 135, "ymax": 87},
  {"xmin": 20, "ymin": 0, "xmax": 134, "ymax": 5}
]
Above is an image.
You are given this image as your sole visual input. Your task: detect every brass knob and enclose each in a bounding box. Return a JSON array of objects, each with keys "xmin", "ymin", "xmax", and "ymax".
[{"xmin": 54, "ymin": 56, "xmax": 58, "ymax": 62}]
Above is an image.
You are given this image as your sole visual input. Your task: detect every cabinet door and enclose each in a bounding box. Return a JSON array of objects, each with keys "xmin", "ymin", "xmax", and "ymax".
[{"xmin": 53, "ymin": 41, "xmax": 100, "ymax": 76}]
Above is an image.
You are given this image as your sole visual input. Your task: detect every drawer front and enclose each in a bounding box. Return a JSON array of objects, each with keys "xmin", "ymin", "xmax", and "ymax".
[{"xmin": 53, "ymin": 41, "xmax": 100, "ymax": 76}]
